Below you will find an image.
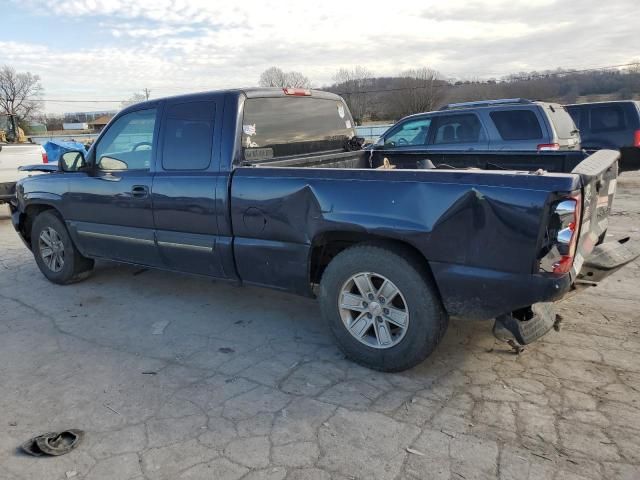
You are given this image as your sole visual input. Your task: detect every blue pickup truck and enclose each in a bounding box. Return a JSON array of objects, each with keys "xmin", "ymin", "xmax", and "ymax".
[{"xmin": 10, "ymin": 88, "xmax": 639, "ymax": 371}]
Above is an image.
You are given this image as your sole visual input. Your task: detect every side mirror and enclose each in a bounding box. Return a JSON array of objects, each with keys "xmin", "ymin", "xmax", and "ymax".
[{"xmin": 59, "ymin": 151, "xmax": 86, "ymax": 172}]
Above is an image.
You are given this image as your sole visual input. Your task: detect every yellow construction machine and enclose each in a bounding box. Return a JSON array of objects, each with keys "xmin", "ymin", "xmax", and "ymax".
[{"xmin": 0, "ymin": 113, "xmax": 26, "ymax": 143}]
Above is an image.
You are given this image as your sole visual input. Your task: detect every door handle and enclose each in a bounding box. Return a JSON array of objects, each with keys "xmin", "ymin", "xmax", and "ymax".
[{"xmin": 131, "ymin": 185, "xmax": 149, "ymax": 198}]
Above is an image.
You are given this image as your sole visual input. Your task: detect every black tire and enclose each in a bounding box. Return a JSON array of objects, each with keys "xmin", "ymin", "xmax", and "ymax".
[
  {"xmin": 319, "ymin": 243, "xmax": 448, "ymax": 372},
  {"xmin": 31, "ymin": 211, "xmax": 94, "ymax": 284}
]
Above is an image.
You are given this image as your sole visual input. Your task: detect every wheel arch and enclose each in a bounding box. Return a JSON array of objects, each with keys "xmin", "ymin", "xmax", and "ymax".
[
  {"xmin": 20, "ymin": 203, "xmax": 64, "ymax": 249},
  {"xmin": 308, "ymin": 231, "xmax": 445, "ymax": 307}
]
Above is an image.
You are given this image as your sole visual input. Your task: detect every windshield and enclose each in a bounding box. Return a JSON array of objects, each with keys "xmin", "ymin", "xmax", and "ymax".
[{"xmin": 242, "ymin": 97, "xmax": 355, "ymax": 160}]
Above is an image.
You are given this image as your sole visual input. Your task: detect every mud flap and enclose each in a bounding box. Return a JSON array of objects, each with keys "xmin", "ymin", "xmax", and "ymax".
[
  {"xmin": 578, "ymin": 237, "xmax": 640, "ymax": 283},
  {"xmin": 493, "ymin": 302, "xmax": 556, "ymax": 346}
]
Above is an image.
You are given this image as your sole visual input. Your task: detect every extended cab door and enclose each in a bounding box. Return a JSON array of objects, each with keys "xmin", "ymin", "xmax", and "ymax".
[
  {"xmin": 151, "ymin": 96, "xmax": 229, "ymax": 277},
  {"xmin": 65, "ymin": 106, "xmax": 163, "ymax": 267}
]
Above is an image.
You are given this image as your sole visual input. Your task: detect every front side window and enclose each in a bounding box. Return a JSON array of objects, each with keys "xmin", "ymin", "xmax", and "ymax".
[
  {"xmin": 96, "ymin": 109, "xmax": 157, "ymax": 171},
  {"xmin": 490, "ymin": 110, "xmax": 543, "ymax": 140},
  {"xmin": 162, "ymin": 102, "xmax": 215, "ymax": 170},
  {"xmin": 590, "ymin": 105, "xmax": 626, "ymax": 132},
  {"xmin": 384, "ymin": 118, "xmax": 431, "ymax": 146},
  {"xmin": 432, "ymin": 114, "xmax": 484, "ymax": 144}
]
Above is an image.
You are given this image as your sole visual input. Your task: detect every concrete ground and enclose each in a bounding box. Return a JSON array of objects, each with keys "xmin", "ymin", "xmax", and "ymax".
[{"xmin": 1, "ymin": 174, "xmax": 639, "ymax": 480}]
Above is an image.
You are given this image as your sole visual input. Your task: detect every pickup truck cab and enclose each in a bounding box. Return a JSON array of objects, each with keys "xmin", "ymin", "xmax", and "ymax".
[{"xmin": 10, "ymin": 88, "xmax": 639, "ymax": 371}]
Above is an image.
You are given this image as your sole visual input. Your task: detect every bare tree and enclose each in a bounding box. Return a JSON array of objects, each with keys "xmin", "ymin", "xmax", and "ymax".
[
  {"xmin": 259, "ymin": 67, "xmax": 287, "ymax": 87},
  {"xmin": 332, "ymin": 66, "xmax": 373, "ymax": 124},
  {"xmin": 0, "ymin": 65, "xmax": 43, "ymax": 136},
  {"xmin": 120, "ymin": 92, "xmax": 147, "ymax": 109},
  {"xmin": 284, "ymin": 70, "xmax": 311, "ymax": 88},
  {"xmin": 259, "ymin": 67, "xmax": 311, "ymax": 88},
  {"xmin": 392, "ymin": 68, "xmax": 446, "ymax": 117}
]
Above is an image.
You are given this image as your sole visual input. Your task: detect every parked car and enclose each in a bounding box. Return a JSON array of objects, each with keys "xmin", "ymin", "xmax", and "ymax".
[
  {"xmin": 0, "ymin": 142, "xmax": 48, "ymax": 204},
  {"xmin": 375, "ymin": 98, "xmax": 580, "ymax": 153},
  {"xmin": 565, "ymin": 100, "xmax": 640, "ymax": 171},
  {"xmin": 10, "ymin": 88, "xmax": 639, "ymax": 372}
]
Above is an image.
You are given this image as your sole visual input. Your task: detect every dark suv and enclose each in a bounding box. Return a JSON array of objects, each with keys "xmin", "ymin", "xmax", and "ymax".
[
  {"xmin": 566, "ymin": 101, "xmax": 640, "ymax": 170},
  {"xmin": 376, "ymin": 98, "xmax": 580, "ymax": 152}
]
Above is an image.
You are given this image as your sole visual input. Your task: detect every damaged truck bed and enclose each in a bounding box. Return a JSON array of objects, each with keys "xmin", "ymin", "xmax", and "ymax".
[{"xmin": 10, "ymin": 88, "xmax": 640, "ymax": 371}]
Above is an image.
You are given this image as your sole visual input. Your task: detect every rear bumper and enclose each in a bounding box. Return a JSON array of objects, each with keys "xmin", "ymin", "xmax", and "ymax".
[
  {"xmin": 429, "ymin": 262, "xmax": 572, "ymax": 321},
  {"xmin": 432, "ymin": 237, "xmax": 639, "ymax": 322},
  {"xmin": 491, "ymin": 237, "xmax": 640, "ymax": 346},
  {"xmin": 578, "ymin": 237, "xmax": 640, "ymax": 283}
]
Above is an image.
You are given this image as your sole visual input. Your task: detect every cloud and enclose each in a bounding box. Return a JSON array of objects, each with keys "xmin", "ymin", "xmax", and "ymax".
[{"xmin": 4, "ymin": 0, "xmax": 639, "ymax": 113}]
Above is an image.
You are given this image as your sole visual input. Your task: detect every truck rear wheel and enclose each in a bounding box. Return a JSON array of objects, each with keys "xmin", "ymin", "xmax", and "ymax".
[
  {"xmin": 319, "ymin": 244, "xmax": 448, "ymax": 372},
  {"xmin": 31, "ymin": 211, "xmax": 94, "ymax": 284}
]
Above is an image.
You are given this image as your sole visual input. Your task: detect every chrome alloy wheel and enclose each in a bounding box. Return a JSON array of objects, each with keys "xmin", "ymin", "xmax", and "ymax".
[
  {"xmin": 338, "ymin": 272, "xmax": 409, "ymax": 349},
  {"xmin": 39, "ymin": 227, "xmax": 65, "ymax": 273}
]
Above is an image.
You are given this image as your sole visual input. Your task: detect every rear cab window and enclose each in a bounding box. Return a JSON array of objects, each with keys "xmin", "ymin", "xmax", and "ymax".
[{"xmin": 241, "ymin": 96, "xmax": 355, "ymax": 162}]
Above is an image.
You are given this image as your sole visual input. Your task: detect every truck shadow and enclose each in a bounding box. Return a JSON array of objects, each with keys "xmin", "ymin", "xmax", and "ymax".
[{"xmin": 35, "ymin": 259, "xmax": 501, "ymax": 389}]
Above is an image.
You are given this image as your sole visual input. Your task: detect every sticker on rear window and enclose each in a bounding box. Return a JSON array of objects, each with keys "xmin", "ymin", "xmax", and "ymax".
[
  {"xmin": 337, "ymin": 103, "xmax": 345, "ymax": 119},
  {"xmin": 244, "ymin": 147, "xmax": 274, "ymax": 161},
  {"xmin": 243, "ymin": 124, "xmax": 256, "ymax": 136}
]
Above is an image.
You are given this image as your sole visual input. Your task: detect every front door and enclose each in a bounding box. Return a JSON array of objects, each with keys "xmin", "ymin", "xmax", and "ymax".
[{"xmin": 65, "ymin": 107, "xmax": 162, "ymax": 267}]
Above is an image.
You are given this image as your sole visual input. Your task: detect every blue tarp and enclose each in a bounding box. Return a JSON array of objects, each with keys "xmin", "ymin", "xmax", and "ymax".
[{"xmin": 43, "ymin": 140, "xmax": 87, "ymax": 164}]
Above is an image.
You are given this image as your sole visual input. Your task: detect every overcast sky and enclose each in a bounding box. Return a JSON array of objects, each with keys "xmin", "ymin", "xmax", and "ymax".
[{"xmin": 1, "ymin": 0, "xmax": 638, "ymax": 113}]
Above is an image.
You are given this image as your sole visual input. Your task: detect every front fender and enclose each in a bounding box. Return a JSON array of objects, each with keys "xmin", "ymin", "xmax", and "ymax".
[{"xmin": 12, "ymin": 189, "xmax": 65, "ymax": 249}]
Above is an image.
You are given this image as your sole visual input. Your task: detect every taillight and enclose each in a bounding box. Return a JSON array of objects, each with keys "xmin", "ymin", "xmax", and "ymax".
[
  {"xmin": 283, "ymin": 88, "xmax": 311, "ymax": 96},
  {"xmin": 551, "ymin": 194, "xmax": 582, "ymax": 274},
  {"xmin": 633, "ymin": 129, "xmax": 640, "ymax": 147},
  {"xmin": 537, "ymin": 143, "xmax": 560, "ymax": 151},
  {"xmin": 41, "ymin": 148, "xmax": 48, "ymax": 163}
]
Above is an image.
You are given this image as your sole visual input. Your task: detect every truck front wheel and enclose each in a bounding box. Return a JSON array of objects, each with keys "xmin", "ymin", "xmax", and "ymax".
[
  {"xmin": 319, "ymin": 244, "xmax": 448, "ymax": 372},
  {"xmin": 31, "ymin": 211, "xmax": 94, "ymax": 284}
]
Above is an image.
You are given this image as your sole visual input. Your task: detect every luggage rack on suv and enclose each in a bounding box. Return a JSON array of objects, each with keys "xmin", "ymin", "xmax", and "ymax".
[{"xmin": 440, "ymin": 98, "xmax": 534, "ymax": 110}]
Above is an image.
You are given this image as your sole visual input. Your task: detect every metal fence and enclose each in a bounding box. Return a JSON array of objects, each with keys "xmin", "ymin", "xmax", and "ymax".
[
  {"xmin": 29, "ymin": 133, "xmax": 99, "ymax": 145},
  {"xmin": 355, "ymin": 124, "xmax": 393, "ymax": 143}
]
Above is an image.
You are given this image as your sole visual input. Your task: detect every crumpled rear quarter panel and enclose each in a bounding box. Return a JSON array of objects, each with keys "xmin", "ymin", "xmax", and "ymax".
[{"xmin": 230, "ymin": 167, "xmax": 577, "ymax": 318}]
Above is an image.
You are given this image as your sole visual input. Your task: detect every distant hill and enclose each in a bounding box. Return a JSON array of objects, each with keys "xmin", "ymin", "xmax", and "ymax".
[{"xmin": 324, "ymin": 66, "xmax": 640, "ymax": 123}]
